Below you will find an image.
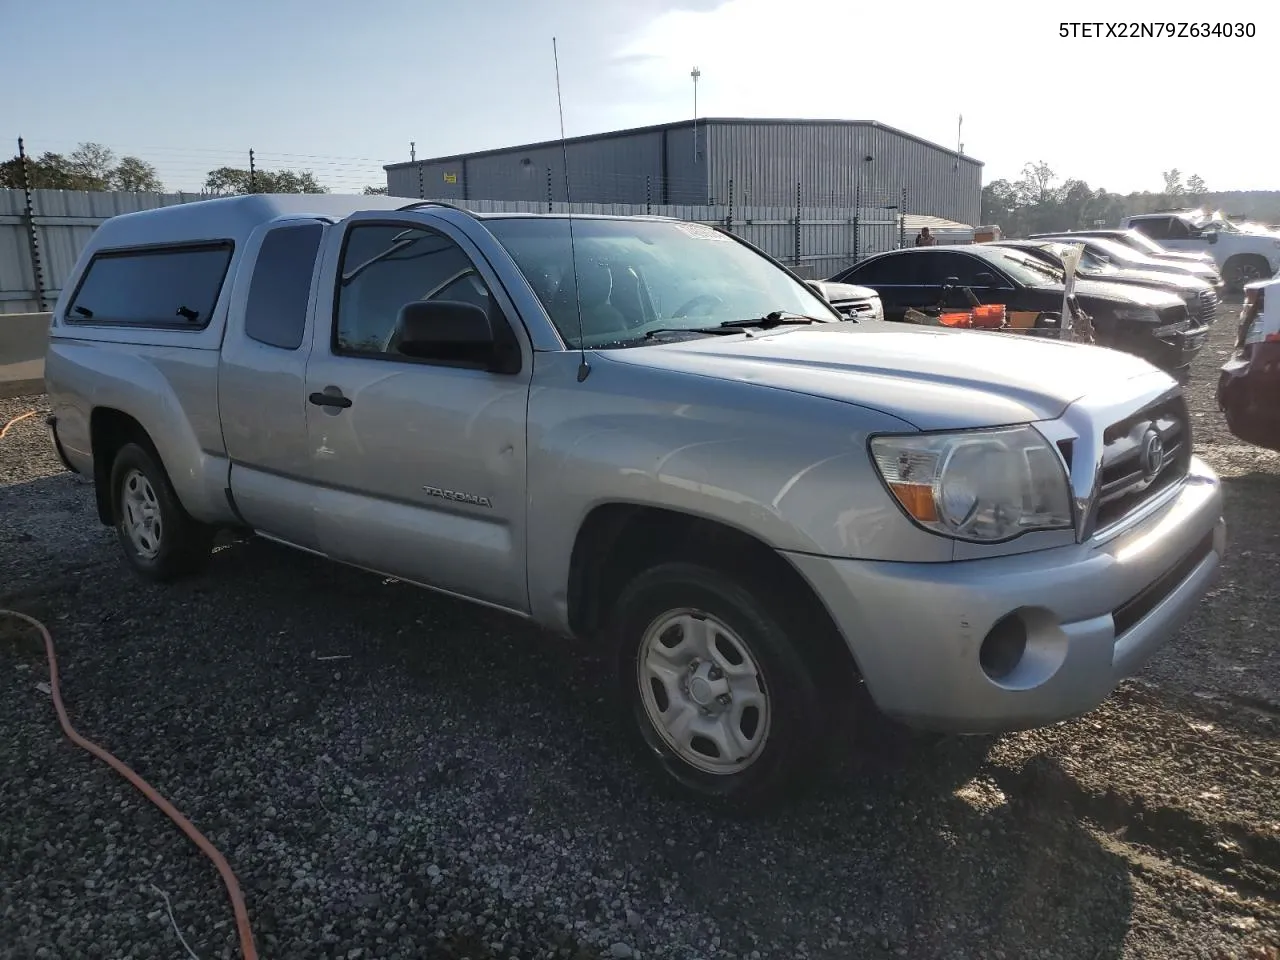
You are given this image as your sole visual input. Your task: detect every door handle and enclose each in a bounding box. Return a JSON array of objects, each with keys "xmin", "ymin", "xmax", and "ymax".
[{"xmin": 309, "ymin": 391, "xmax": 352, "ymax": 409}]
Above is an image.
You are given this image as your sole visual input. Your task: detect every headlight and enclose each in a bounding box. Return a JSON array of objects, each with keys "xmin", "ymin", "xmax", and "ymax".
[
  {"xmin": 1114, "ymin": 307, "xmax": 1159, "ymax": 322},
  {"xmin": 870, "ymin": 426, "xmax": 1073, "ymax": 542}
]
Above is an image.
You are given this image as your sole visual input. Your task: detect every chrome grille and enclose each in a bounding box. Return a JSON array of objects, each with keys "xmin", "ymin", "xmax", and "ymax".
[
  {"xmin": 831, "ymin": 299, "xmax": 877, "ymax": 319},
  {"xmin": 1195, "ymin": 288, "xmax": 1220, "ymax": 324},
  {"xmin": 1092, "ymin": 395, "xmax": 1191, "ymax": 533}
]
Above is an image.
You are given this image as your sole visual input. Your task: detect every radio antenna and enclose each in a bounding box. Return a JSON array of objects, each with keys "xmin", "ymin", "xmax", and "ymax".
[{"xmin": 553, "ymin": 37, "xmax": 590, "ymax": 382}]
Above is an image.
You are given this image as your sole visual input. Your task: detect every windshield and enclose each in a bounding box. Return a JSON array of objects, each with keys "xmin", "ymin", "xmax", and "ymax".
[
  {"xmin": 482, "ymin": 217, "xmax": 839, "ymax": 348},
  {"xmin": 982, "ymin": 248, "xmax": 1064, "ymax": 286}
]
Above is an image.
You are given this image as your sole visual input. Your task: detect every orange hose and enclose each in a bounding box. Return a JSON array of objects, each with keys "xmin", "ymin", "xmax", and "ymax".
[
  {"xmin": 0, "ymin": 410, "xmax": 37, "ymax": 440},
  {"xmin": 0, "ymin": 610, "xmax": 258, "ymax": 960}
]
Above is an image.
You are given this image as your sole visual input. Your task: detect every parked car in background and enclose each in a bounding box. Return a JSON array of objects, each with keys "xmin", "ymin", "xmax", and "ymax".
[
  {"xmin": 1031, "ymin": 234, "xmax": 1223, "ymax": 288},
  {"xmin": 993, "ymin": 239, "xmax": 1220, "ymax": 326},
  {"xmin": 1120, "ymin": 212, "xmax": 1280, "ymax": 291},
  {"xmin": 829, "ymin": 245, "xmax": 1206, "ymax": 379},
  {"xmin": 1032, "ymin": 228, "xmax": 1216, "ymax": 271},
  {"xmin": 1218, "ymin": 276, "xmax": 1280, "ymax": 450},
  {"xmin": 807, "ymin": 280, "xmax": 884, "ymax": 321},
  {"xmin": 43, "ymin": 194, "xmax": 1226, "ymax": 808}
]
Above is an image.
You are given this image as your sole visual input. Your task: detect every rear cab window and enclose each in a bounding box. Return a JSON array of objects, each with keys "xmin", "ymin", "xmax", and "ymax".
[
  {"xmin": 244, "ymin": 223, "xmax": 324, "ymax": 350},
  {"xmin": 66, "ymin": 242, "xmax": 233, "ymax": 329}
]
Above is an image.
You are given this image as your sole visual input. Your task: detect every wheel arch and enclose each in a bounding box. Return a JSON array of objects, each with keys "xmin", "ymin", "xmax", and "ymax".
[{"xmin": 566, "ymin": 503, "xmax": 861, "ymax": 685}]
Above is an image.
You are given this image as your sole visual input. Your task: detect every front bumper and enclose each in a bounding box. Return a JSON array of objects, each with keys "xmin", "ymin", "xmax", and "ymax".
[{"xmin": 785, "ymin": 456, "xmax": 1224, "ymax": 733}]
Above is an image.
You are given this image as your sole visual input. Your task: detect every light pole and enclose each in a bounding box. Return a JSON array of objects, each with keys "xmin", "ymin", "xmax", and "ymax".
[{"xmin": 691, "ymin": 66, "xmax": 701, "ymax": 164}]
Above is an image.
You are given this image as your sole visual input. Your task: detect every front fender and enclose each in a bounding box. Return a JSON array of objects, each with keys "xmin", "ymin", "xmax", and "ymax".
[
  {"xmin": 44, "ymin": 338, "xmax": 233, "ymax": 525},
  {"xmin": 524, "ymin": 352, "xmax": 946, "ymax": 633}
]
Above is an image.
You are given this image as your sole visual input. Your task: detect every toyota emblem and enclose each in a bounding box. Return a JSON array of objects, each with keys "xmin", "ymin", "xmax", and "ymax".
[{"xmin": 1140, "ymin": 429, "xmax": 1164, "ymax": 481}]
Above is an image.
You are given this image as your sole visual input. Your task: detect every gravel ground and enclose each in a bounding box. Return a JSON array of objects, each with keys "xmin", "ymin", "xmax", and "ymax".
[{"xmin": 1, "ymin": 315, "xmax": 1278, "ymax": 960}]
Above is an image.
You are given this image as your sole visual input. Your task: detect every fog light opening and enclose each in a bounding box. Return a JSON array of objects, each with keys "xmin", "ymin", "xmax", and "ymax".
[{"xmin": 980, "ymin": 614, "xmax": 1028, "ymax": 682}]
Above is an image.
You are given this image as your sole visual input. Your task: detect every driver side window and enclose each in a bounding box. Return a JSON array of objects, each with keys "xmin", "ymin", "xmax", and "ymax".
[
  {"xmin": 334, "ymin": 223, "xmax": 499, "ymax": 359},
  {"xmin": 1132, "ymin": 217, "xmax": 1170, "ymax": 240},
  {"xmin": 1165, "ymin": 218, "xmax": 1193, "ymax": 240}
]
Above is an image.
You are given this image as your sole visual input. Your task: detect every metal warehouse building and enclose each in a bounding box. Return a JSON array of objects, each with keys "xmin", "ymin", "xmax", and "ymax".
[{"xmin": 385, "ymin": 118, "xmax": 982, "ymax": 226}]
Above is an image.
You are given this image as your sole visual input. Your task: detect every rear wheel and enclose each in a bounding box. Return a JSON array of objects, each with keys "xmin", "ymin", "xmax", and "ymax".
[
  {"xmin": 109, "ymin": 442, "xmax": 214, "ymax": 581},
  {"xmin": 1222, "ymin": 256, "xmax": 1271, "ymax": 294},
  {"xmin": 611, "ymin": 562, "xmax": 831, "ymax": 810}
]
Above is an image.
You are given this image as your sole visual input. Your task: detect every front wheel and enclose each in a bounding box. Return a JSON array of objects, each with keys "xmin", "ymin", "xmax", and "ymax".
[
  {"xmin": 611, "ymin": 562, "xmax": 830, "ymax": 810},
  {"xmin": 109, "ymin": 442, "xmax": 214, "ymax": 581}
]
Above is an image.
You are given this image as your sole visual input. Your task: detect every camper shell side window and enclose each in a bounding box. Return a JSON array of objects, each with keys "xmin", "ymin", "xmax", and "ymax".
[{"xmin": 65, "ymin": 241, "xmax": 235, "ymax": 330}]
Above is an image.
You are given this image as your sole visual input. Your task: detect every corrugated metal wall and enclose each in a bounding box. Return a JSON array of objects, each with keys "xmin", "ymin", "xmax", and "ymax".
[
  {"xmin": 705, "ymin": 121, "xmax": 981, "ymax": 225},
  {"xmin": 0, "ymin": 189, "xmax": 206, "ymax": 313},
  {"xmin": 386, "ymin": 129, "xmax": 707, "ymax": 206},
  {"xmin": 387, "ymin": 120, "xmax": 980, "ymax": 225}
]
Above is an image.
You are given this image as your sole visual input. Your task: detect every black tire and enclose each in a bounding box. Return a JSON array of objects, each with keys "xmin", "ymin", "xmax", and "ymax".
[
  {"xmin": 610, "ymin": 561, "xmax": 831, "ymax": 811},
  {"xmin": 108, "ymin": 442, "xmax": 214, "ymax": 581},
  {"xmin": 1222, "ymin": 256, "xmax": 1271, "ymax": 294}
]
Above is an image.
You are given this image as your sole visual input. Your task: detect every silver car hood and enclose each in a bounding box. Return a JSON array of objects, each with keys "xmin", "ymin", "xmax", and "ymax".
[
  {"xmin": 1072, "ymin": 278, "xmax": 1185, "ymax": 307},
  {"xmin": 1086, "ymin": 268, "xmax": 1208, "ymax": 293},
  {"xmin": 602, "ymin": 321, "xmax": 1166, "ymax": 430}
]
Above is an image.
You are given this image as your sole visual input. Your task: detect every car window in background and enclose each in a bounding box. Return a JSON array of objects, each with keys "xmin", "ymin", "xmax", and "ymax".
[
  {"xmin": 483, "ymin": 217, "xmax": 839, "ymax": 348},
  {"xmin": 927, "ymin": 252, "xmax": 1001, "ymax": 286},
  {"xmin": 1130, "ymin": 217, "xmax": 1170, "ymax": 240},
  {"xmin": 838, "ymin": 253, "xmax": 922, "ymax": 286}
]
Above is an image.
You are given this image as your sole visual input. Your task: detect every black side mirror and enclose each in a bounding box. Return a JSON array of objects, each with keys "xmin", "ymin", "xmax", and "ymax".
[
  {"xmin": 1206, "ymin": 231, "xmax": 1219, "ymax": 244},
  {"xmin": 973, "ymin": 272, "xmax": 996, "ymax": 286},
  {"xmin": 394, "ymin": 300, "xmax": 514, "ymax": 372}
]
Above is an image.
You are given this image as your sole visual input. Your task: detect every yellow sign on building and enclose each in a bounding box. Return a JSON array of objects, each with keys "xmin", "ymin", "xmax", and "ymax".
[{"xmin": 443, "ymin": 172, "xmax": 457, "ymax": 184}]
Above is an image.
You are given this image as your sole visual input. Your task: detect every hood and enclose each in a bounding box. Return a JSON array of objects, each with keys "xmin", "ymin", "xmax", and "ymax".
[
  {"xmin": 600, "ymin": 321, "xmax": 1167, "ymax": 431},
  {"xmin": 1072, "ymin": 278, "xmax": 1185, "ymax": 308},
  {"xmin": 1086, "ymin": 268, "xmax": 1207, "ymax": 293},
  {"xmin": 811, "ymin": 280, "xmax": 879, "ymax": 302},
  {"xmin": 1153, "ymin": 249, "xmax": 1216, "ymax": 265}
]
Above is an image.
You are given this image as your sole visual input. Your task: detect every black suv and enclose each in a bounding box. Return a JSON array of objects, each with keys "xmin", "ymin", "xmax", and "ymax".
[{"xmin": 830, "ymin": 245, "xmax": 1206, "ymax": 379}]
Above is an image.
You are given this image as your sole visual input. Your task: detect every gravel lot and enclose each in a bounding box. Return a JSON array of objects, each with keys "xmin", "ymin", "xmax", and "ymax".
[{"xmin": 2, "ymin": 315, "xmax": 1277, "ymax": 960}]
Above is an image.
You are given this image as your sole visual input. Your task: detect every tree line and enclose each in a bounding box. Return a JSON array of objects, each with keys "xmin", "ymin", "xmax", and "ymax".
[
  {"xmin": 0, "ymin": 141, "xmax": 388, "ymax": 196},
  {"xmin": 983, "ymin": 162, "xmax": 1280, "ymax": 236}
]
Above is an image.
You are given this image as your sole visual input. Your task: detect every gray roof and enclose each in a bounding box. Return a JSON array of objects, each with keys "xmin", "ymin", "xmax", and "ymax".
[
  {"xmin": 385, "ymin": 117, "xmax": 983, "ymax": 171},
  {"xmin": 91, "ymin": 193, "xmax": 417, "ymax": 247}
]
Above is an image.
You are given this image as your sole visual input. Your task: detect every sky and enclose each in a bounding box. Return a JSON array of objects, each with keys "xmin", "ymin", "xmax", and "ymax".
[{"xmin": 4, "ymin": 0, "xmax": 1275, "ymax": 196}]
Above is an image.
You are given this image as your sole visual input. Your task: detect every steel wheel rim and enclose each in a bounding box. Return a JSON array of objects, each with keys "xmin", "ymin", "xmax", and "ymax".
[
  {"xmin": 636, "ymin": 608, "xmax": 771, "ymax": 775},
  {"xmin": 121, "ymin": 469, "xmax": 162, "ymax": 560}
]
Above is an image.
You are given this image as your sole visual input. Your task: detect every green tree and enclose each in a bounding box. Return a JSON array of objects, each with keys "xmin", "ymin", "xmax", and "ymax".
[
  {"xmin": 1186, "ymin": 174, "xmax": 1207, "ymax": 203},
  {"xmin": 363, "ymin": 184, "xmax": 388, "ymax": 195},
  {"xmin": 111, "ymin": 156, "xmax": 164, "ymax": 191},
  {"xmin": 0, "ymin": 142, "xmax": 165, "ymax": 191},
  {"xmin": 0, "ymin": 151, "xmax": 76, "ymax": 188},
  {"xmin": 66, "ymin": 142, "xmax": 117, "ymax": 190},
  {"xmin": 1017, "ymin": 161, "xmax": 1059, "ymax": 207},
  {"xmin": 204, "ymin": 166, "xmax": 327, "ymax": 195}
]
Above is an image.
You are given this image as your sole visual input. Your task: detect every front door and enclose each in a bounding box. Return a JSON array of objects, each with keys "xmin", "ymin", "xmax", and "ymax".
[{"xmin": 303, "ymin": 215, "xmax": 532, "ymax": 613}]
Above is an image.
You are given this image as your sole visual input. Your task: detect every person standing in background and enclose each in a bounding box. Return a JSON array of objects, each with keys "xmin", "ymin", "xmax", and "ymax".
[{"xmin": 915, "ymin": 226, "xmax": 937, "ymax": 246}]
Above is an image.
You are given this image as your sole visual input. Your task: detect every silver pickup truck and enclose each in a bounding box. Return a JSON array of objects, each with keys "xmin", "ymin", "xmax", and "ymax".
[{"xmin": 44, "ymin": 194, "xmax": 1225, "ymax": 808}]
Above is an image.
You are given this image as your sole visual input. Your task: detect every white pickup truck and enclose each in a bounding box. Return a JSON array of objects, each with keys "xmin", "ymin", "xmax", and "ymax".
[
  {"xmin": 44, "ymin": 194, "xmax": 1225, "ymax": 808},
  {"xmin": 1121, "ymin": 211, "xmax": 1280, "ymax": 291}
]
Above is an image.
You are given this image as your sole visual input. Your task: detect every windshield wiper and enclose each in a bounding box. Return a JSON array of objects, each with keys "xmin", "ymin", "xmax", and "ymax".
[
  {"xmin": 641, "ymin": 311, "xmax": 825, "ymax": 340},
  {"xmin": 643, "ymin": 326, "xmax": 739, "ymax": 340},
  {"xmin": 718, "ymin": 311, "xmax": 824, "ymax": 329}
]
